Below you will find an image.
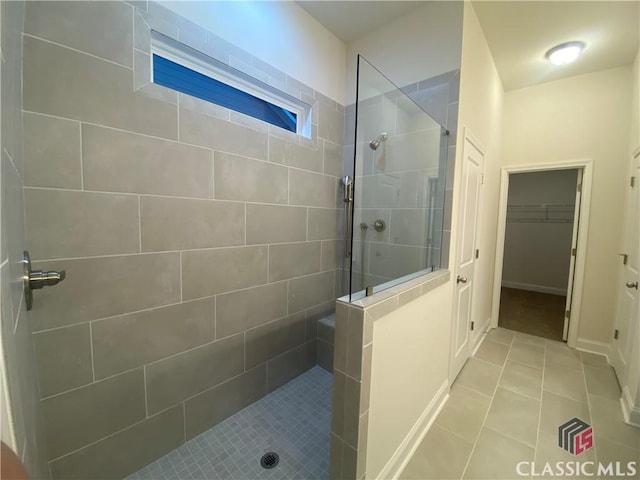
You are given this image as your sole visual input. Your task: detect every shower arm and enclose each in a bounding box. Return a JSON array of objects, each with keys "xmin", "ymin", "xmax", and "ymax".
[{"xmin": 342, "ymin": 176, "xmax": 353, "ymax": 258}]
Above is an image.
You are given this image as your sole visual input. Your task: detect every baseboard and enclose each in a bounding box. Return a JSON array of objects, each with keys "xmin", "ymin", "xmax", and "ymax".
[
  {"xmin": 375, "ymin": 380, "xmax": 449, "ymax": 480},
  {"xmin": 501, "ymin": 281, "xmax": 567, "ymax": 296},
  {"xmin": 620, "ymin": 386, "xmax": 640, "ymax": 427},
  {"xmin": 573, "ymin": 338, "xmax": 611, "ymax": 363}
]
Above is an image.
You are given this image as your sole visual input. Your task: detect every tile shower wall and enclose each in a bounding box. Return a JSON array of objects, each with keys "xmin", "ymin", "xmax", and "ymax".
[
  {"xmin": 343, "ymin": 70, "xmax": 459, "ymax": 293},
  {"xmin": 22, "ymin": 2, "xmax": 344, "ymax": 478},
  {"xmin": 405, "ymin": 70, "xmax": 460, "ymax": 271},
  {"xmin": 0, "ymin": 1, "xmax": 50, "ymax": 477}
]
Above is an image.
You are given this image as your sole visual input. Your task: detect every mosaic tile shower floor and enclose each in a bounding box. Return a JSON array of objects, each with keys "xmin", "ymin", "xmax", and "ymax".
[{"xmin": 128, "ymin": 366, "xmax": 333, "ymax": 480}]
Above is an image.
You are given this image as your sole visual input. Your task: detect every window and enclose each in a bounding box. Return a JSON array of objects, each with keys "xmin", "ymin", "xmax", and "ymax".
[{"xmin": 151, "ymin": 31, "xmax": 311, "ymax": 137}]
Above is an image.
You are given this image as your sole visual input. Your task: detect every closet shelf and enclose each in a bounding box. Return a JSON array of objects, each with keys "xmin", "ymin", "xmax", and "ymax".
[{"xmin": 506, "ymin": 204, "xmax": 575, "ymax": 223}]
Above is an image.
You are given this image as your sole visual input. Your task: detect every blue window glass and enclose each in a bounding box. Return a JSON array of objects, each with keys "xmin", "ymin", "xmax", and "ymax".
[{"xmin": 153, "ymin": 54, "xmax": 297, "ymax": 133}]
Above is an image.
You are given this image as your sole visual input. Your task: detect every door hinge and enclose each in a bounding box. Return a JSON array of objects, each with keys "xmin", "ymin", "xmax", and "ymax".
[
  {"xmin": 571, "ymin": 248, "xmax": 577, "ymax": 257},
  {"xmin": 619, "ymin": 253, "xmax": 629, "ymax": 265},
  {"xmin": 614, "ymin": 329, "xmax": 620, "ymax": 340},
  {"xmin": 577, "ymin": 183, "xmax": 582, "ymax": 193},
  {"xmin": 475, "ymin": 249, "xmax": 479, "ymax": 259},
  {"xmin": 480, "ymin": 173, "xmax": 485, "ymax": 185},
  {"xmin": 565, "ymin": 310, "xmax": 570, "ymax": 318},
  {"xmin": 631, "ymin": 176, "xmax": 636, "ymax": 188},
  {"xmin": 471, "ymin": 321, "xmax": 475, "ymax": 331}
]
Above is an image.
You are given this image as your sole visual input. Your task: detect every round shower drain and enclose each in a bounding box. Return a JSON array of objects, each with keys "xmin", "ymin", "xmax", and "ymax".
[{"xmin": 260, "ymin": 452, "xmax": 279, "ymax": 469}]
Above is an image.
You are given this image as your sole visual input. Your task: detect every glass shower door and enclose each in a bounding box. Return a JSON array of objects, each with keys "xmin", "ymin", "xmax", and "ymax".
[{"xmin": 349, "ymin": 55, "xmax": 448, "ymax": 301}]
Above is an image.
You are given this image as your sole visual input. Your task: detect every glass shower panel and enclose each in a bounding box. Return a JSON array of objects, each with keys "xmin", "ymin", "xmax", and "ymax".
[{"xmin": 350, "ymin": 55, "xmax": 447, "ymax": 300}]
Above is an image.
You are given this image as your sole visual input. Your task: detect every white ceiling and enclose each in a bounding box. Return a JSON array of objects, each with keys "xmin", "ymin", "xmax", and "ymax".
[
  {"xmin": 473, "ymin": 1, "xmax": 640, "ymax": 91},
  {"xmin": 296, "ymin": 1, "xmax": 423, "ymax": 43},
  {"xmin": 297, "ymin": 0, "xmax": 639, "ymax": 91}
]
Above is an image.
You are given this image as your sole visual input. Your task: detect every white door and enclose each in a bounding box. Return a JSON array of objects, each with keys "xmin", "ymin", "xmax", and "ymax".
[
  {"xmin": 450, "ymin": 136, "xmax": 484, "ymax": 381},
  {"xmin": 612, "ymin": 150, "xmax": 640, "ymax": 382},
  {"xmin": 563, "ymin": 169, "xmax": 583, "ymax": 341}
]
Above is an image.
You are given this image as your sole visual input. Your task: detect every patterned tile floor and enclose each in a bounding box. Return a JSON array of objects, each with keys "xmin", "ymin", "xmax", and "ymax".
[{"xmin": 128, "ymin": 366, "xmax": 333, "ymax": 480}]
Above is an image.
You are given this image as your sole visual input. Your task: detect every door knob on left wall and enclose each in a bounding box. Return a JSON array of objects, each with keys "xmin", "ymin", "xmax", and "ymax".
[{"xmin": 22, "ymin": 251, "xmax": 66, "ymax": 311}]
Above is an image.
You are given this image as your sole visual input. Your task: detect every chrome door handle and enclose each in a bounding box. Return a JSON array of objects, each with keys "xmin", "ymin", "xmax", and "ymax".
[
  {"xmin": 457, "ymin": 275, "xmax": 468, "ymax": 284},
  {"xmin": 23, "ymin": 251, "xmax": 66, "ymax": 311},
  {"xmin": 626, "ymin": 281, "xmax": 638, "ymax": 290}
]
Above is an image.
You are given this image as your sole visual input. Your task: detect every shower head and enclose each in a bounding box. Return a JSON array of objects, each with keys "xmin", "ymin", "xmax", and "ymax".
[{"xmin": 369, "ymin": 132, "xmax": 388, "ymax": 150}]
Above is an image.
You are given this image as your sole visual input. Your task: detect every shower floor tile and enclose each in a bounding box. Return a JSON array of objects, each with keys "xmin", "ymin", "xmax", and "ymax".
[{"xmin": 127, "ymin": 366, "xmax": 333, "ymax": 480}]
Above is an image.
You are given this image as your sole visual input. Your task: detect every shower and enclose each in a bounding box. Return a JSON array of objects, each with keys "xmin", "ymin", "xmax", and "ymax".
[{"xmin": 369, "ymin": 132, "xmax": 388, "ymax": 150}]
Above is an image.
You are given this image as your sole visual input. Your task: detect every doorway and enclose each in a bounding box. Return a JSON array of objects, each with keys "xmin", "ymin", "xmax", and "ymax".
[{"xmin": 491, "ymin": 161, "xmax": 593, "ymax": 347}]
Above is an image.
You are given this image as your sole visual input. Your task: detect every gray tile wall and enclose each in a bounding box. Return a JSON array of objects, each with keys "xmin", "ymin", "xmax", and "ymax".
[
  {"xmin": 21, "ymin": 2, "xmax": 344, "ymax": 478},
  {"xmin": 406, "ymin": 70, "xmax": 460, "ymax": 270},
  {"xmin": 331, "ymin": 302, "xmax": 371, "ymax": 480},
  {"xmin": 0, "ymin": 1, "xmax": 51, "ymax": 477},
  {"xmin": 343, "ymin": 70, "xmax": 460, "ymax": 295}
]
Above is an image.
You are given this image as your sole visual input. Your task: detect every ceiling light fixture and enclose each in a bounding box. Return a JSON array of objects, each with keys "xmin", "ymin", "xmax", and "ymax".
[{"xmin": 545, "ymin": 41, "xmax": 586, "ymax": 66}]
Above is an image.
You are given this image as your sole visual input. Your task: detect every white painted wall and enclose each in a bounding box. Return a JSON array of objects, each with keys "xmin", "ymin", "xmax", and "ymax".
[
  {"xmin": 628, "ymin": 52, "xmax": 639, "ymax": 156},
  {"xmin": 502, "ymin": 170, "xmax": 578, "ymax": 295},
  {"xmin": 450, "ymin": 2, "xmax": 504, "ymax": 348},
  {"xmin": 161, "ymin": 1, "xmax": 346, "ymax": 104},
  {"xmin": 366, "ymin": 282, "xmax": 452, "ymax": 479},
  {"xmin": 345, "ymin": 1, "xmax": 463, "ymax": 104},
  {"xmin": 502, "ymin": 66, "xmax": 632, "ymax": 345}
]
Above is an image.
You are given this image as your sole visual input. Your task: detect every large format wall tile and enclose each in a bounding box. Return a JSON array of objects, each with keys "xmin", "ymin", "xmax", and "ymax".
[
  {"xmin": 184, "ymin": 365, "xmax": 266, "ymax": 440},
  {"xmin": 308, "ymin": 208, "xmax": 339, "ymax": 240},
  {"xmin": 322, "ymin": 240, "xmax": 339, "ymax": 271},
  {"xmin": 216, "ymin": 282, "xmax": 288, "ymax": 338},
  {"xmin": 289, "ymin": 169, "xmax": 336, "ymax": 208},
  {"xmin": 2, "ymin": 153, "xmax": 27, "ymax": 317},
  {"xmin": 33, "ymin": 323, "xmax": 93, "ymax": 398},
  {"xmin": 323, "ymin": 140, "xmax": 343, "ymax": 177},
  {"xmin": 182, "ymin": 246, "xmax": 268, "ymax": 300},
  {"xmin": 140, "ymin": 196, "xmax": 244, "ymax": 251},
  {"xmin": 1, "ymin": 0, "xmax": 25, "ymax": 173},
  {"xmin": 42, "ymin": 369, "xmax": 146, "ymax": 460},
  {"xmin": 318, "ymin": 102, "xmax": 344, "ymax": 145},
  {"xmin": 25, "ymin": 188, "xmax": 139, "ymax": 260},
  {"xmin": 145, "ymin": 334, "xmax": 244, "ymax": 414},
  {"xmin": 266, "ymin": 341, "xmax": 316, "ymax": 392},
  {"xmin": 368, "ymin": 243, "xmax": 429, "ymax": 279},
  {"xmin": 359, "ymin": 173, "xmax": 421, "ymax": 209},
  {"xmin": 268, "ymin": 136, "xmax": 323, "ymax": 173},
  {"xmin": 23, "ymin": 36, "xmax": 177, "ymax": 139},
  {"xmin": 245, "ymin": 312, "xmax": 307, "ymax": 369},
  {"xmin": 390, "ymin": 209, "xmax": 431, "ymax": 246},
  {"xmin": 25, "ymin": 1, "xmax": 134, "ymax": 67},
  {"xmin": 214, "ymin": 152, "xmax": 288, "ymax": 203},
  {"xmin": 2, "ymin": 3, "xmax": 51, "ymax": 477},
  {"xmin": 23, "ymin": 112, "xmax": 82, "ymax": 189},
  {"xmin": 49, "ymin": 405, "xmax": 184, "ymax": 480},
  {"xmin": 288, "ymin": 271, "xmax": 334, "ymax": 313},
  {"xmin": 30, "ymin": 253, "xmax": 181, "ymax": 331},
  {"xmin": 245, "ymin": 204, "xmax": 307, "ymax": 244},
  {"xmin": 18, "ymin": 3, "xmax": 346, "ymax": 477},
  {"xmin": 92, "ymin": 298, "xmax": 216, "ymax": 379},
  {"xmin": 83, "ymin": 124, "xmax": 213, "ymax": 198},
  {"xmin": 268, "ymin": 241, "xmax": 321, "ymax": 281},
  {"xmin": 179, "ymin": 108, "xmax": 267, "ymax": 159}
]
